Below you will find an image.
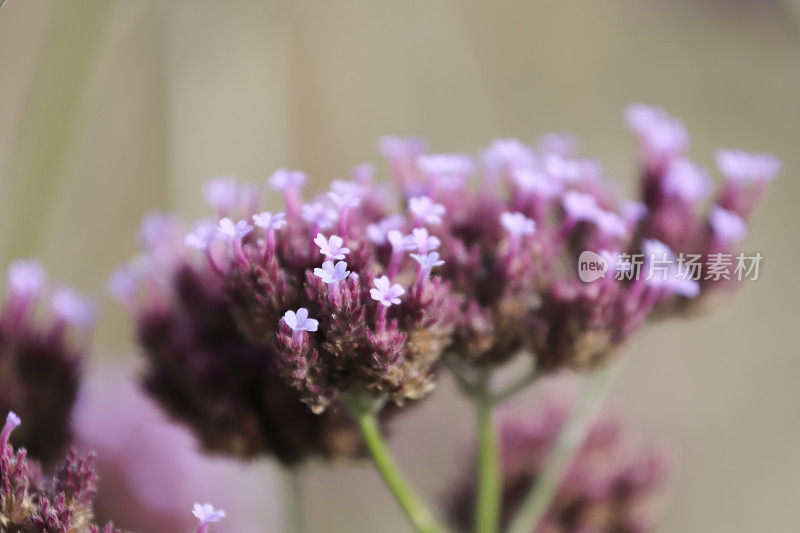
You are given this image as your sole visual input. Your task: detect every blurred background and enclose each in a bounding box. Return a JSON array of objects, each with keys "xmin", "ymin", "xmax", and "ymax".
[{"xmin": 1, "ymin": 1, "xmax": 798, "ymax": 531}]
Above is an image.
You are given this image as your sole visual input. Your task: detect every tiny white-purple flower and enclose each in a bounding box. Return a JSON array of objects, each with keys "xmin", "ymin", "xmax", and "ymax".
[
  {"xmin": 7, "ymin": 259, "xmax": 46, "ymax": 298},
  {"xmin": 410, "ymin": 252, "xmax": 445, "ymax": 273},
  {"xmin": 481, "ymin": 138, "xmax": 537, "ymax": 171},
  {"xmin": 537, "ymin": 132, "xmax": 578, "ymax": 157},
  {"xmin": 302, "ymin": 202, "xmax": 337, "ymax": 230},
  {"xmin": 314, "ymin": 233, "xmax": 350, "ymax": 260},
  {"xmin": 202, "ymin": 175, "xmax": 239, "ymax": 213},
  {"xmin": 621, "ymin": 200, "xmax": 648, "ymax": 224},
  {"xmin": 313, "ymin": 260, "xmax": 351, "ymax": 284},
  {"xmin": 51, "ymin": 288, "xmax": 95, "ymax": 328},
  {"xmin": 562, "ymin": 190, "xmax": 600, "ymax": 221},
  {"xmin": 416, "ymin": 153, "xmax": 475, "ymax": 179},
  {"xmin": 184, "ymin": 221, "xmax": 216, "ymax": 250},
  {"xmin": 715, "ymin": 149, "xmax": 781, "ymax": 184},
  {"xmin": 282, "ymin": 307, "xmax": 319, "ymax": 332},
  {"xmin": 327, "ymin": 190, "xmax": 362, "ymax": 211},
  {"xmin": 370, "ymin": 276, "xmax": 405, "ymax": 307},
  {"xmin": 385, "ymin": 230, "xmax": 411, "ymax": 252},
  {"xmin": 543, "ymin": 153, "xmax": 583, "ymax": 183},
  {"xmin": 366, "ymin": 215, "xmax": 406, "ymax": 245},
  {"xmin": 193, "ymin": 503, "xmax": 226, "ymax": 525},
  {"xmin": 662, "ymin": 158, "xmax": 711, "ymax": 203},
  {"xmin": 511, "ymin": 168, "xmax": 562, "ymax": 198},
  {"xmin": 217, "ymin": 217, "xmax": 253, "ymax": 240},
  {"xmin": 268, "ymin": 168, "xmax": 307, "ymax": 191},
  {"xmin": 625, "ymin": 104, "xmax": 688, "ymax": 152},
  {"xmin": 106, "ymin": 266, "xmax": 138, "ymax": 303},
  {"xmin": 252, "ymin": 211, "xmax": 287, "ymax": 231},
  {"xmin": 500, "ymin": 212, "xmax": 536, "ymax": 237},
  {"xmin": 593, "ymin": 209, "xmax": 628, "ymax": 238},
  {"xmin": 5, "ymin": 411, "xmax": 21, "ymax": 432},
  {"xmin": 409, "ymin": 196, "xmax": 446, "ymax": 225},
  {"xmin": 377, "ymin": 135, "xmax": 427, "ymax": 159},
  {"xmin": 709, "ymin": 206, "xmax": 747, "ymax": 243},
  {"xmin": 406, "ymin": 228, "xmax": 441, "ymax": 254}
]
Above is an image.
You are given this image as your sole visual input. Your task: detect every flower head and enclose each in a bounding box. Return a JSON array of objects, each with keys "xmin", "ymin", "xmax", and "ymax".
[
  {"xmin": 193, "ymin": 502, "xmax": 226, "ymax": 527},
  {"xmin": 366, "ymin": 215, "xmax": 406, "ymax": 245},
  {"xmin": 662, "ymin": 158, "xmax": 711, "ymax": 203},
  {"xmin": 409, "ymin": 196, "xmax": 446, "ymax": 225},
  {"xmin": 7, "ymin": 258, "xmax": 46, "ymax": 298},
  {"xmin": 314, "ymin": 233, "xmax": 350, "ymax": 260},
  {"xmin": 251, "ymin": 211, "xmax": 286, "ymax": 231},
  {"xmin": 202, "ymin": 175, "xmax": 240, "ymax": 215},
  {"xmin": 370, "ymin": 276, "xmax": 405, "ymax": 307},
  {"xmin": 410, "ymin": 252, "xmax": 445, "ymax": 274},
  {"xmin": 406, "ymin": 228, "xmax": 441, "ymax": 254},
  {"xmin": 51, "ymin": 287, "xmax": 96, "ymax": 328},
  {"xmin": 184, "ymin": 221, "xmax": 216, "ymax": 250},
  {"xmin": 447, "ymin": 377, "xmax": 670, "ymax": 532},
  {"xmin": 625, "ymin": 103, "xmax": 688, "ymax": 169},
  {"xmin": 511, "ymin": 168, "xmax": 562, "ymax": 198},
  {"xmin": 562, "ymin": 190, "xmax": 599, "ymax": 221},
  {"xmin": 716, "ymin": 149, "xmax": 781, "ymax": 184},
  {"xmin": 282, "ymin": 308, "xmax": 319, "ymax": 332},
  {"xmin": 313, "ymin": 260, "xmax": 351, "ymax": 284},
  {"xmin": 217, "ymin": 217, "xmax": 253, "ymax": 240},
  {"xmin": 0, "ymin": 411, "xmax": 117, "ymax": 532},
  {"xmin": 268, "ymin": 168, "xmax": 307, "ymax": 190},
  {"xmin": 709, "ymin": 206, "xmax": 747, "ymax": 244},
  {"xmin": 0, "ymin": 262, "xmax": 90, "ymax": 465},
  {"xmin": 481, "ymin": 138, "xmax": 537, "ymax": 171},
  {"xmin": 500, "ymin": 212, "xmax": 536, "ymax": 237},
  {"xmin": 302, "ymin": 202, "xmax": 338, "ymax": 230},
  {"xmin": 416, "ymin": 153, "xmax": 475, "ymax": 180},
  {"xmin": 327, "ymin": 190, "xmax": 362, "ymax": 211}
]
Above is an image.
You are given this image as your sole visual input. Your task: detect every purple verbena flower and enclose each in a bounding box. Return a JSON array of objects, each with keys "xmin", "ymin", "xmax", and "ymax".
[
  {"xmin": 406, "ymin": 228, "xmax": 441, "ymax": 254},
  {"xmin": 409, "ymin": 196, "xmax": 446, "ymax": 225},
  {"xmin": 252, "ymin": 211, "xmax": 287, "ymax": 231},
  {"xmin": 370, "ymin": 276, "xmax": 405, "ymax": 307},
  {"xmin": 313, "ymin": 260, "xmax": 351, "ymax": 284},
  {"xmin": 709, "ymin": 205, "xmax": 747, "ymax": 244},
  {"xmin": 282, "ymin": 307, "xmax": 319, "ymax": 332},
  {"xmin": 193, "ymin": 502, "xmax": 225, "ymax": 533},
  {"xmin": 500, "ymin": 212, "xmax": 536, "ymax": 237},
  {"xmin": 268, "ymin": 168, "xmax": 307, "ymax": 191},
  {"xmin": 314, "ymin": 233, "xmax": 350, "ymax": 260},
  {"xmin": 217, "ymin": 217, "xmax": 253, "ymax": 240}
]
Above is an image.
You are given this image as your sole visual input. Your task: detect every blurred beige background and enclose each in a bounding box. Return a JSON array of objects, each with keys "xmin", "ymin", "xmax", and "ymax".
[{"xmin": 1, "ymin": 1, "xmax": 798, "ymax": 531}]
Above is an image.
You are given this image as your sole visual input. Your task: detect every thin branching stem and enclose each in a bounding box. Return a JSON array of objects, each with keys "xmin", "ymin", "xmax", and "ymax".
[
  {"xmin": 506, "ymin": 363, "xmax": 619, "ymax": 533},
  {"xmin": 344, "ymin": 394, "xmax": 448, "ymax": 533}
]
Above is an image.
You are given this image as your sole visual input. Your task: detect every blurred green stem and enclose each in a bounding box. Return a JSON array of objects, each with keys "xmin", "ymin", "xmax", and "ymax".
[
  {"xmin": 281, "ymin": 467, "xmax": 303, "ymax": 533},
  {"xmin": 506, "ymin": 363, "xmax": 619, "ymax": 533},
  {"xmin": 345, "ymin": 394, "xmax": 448, "ymax": 533},
  {"xmin": 474, "ymin": 386, "xmax": 500, "ymax": 533}
]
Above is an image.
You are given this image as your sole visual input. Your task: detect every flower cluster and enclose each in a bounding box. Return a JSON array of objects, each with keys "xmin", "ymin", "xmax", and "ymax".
[
  {"xmin": 111, "ymin": 213, "xmax": 376, "ymax": 462},
  {"xmin": 447, "ymin": 379, "xmax": 670, "ymax": 532},
  {"xmin": 376, "ymin": 105, "xmax": 776, "ymax": 370},
  {"xmin": 0, "ymin": 259, "xmax": 94, "ymax": 466},
  {"xmin": 0, "ymin": 411, "xmax": 119, "ymax": 533},
  {"xmin": 116, "ymin": 104, "xmax": 775, "ymax": 447}
]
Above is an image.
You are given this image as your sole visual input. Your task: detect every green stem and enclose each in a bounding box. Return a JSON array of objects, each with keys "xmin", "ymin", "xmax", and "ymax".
[
  {"xmin": 475, "ymin": 391, "xmax": 500, "ymax": 533},
  {"xmin": 345, "ymin": 395, "xmax": 448, "ymax": 533},
  {"xmin": 506, "ymin": 363, "xmax": 619, "ymax": 533},
  {"xmin": 281, "ymin": 467, "xmax": 303, "ymax": 533}
]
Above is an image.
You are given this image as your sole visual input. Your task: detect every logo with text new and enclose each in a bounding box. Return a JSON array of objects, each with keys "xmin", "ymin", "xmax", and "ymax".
[{"xmin": 578, "ymin": 251, "xmax": 608, "ymax": 282}]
